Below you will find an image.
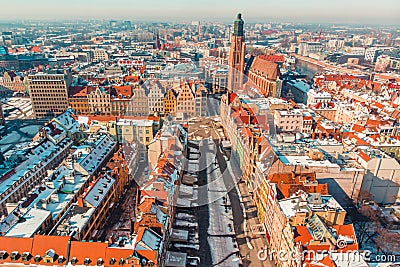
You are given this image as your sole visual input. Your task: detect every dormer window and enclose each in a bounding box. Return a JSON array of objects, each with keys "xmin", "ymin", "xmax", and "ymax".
[
  {"xmin": 0, "ymin": 251, "xmax": 7, "ymax": 260},
  {"xmin": 43, "ymin": 248, "xmax": 55, "ymax": 263},
  {"xmin": 10, "ymin": 251, "xmax": 18, "ymax": 261},
  {"xmin": 71, "ymin": 257, "xmax": 78, "ymax": 264},
  {"xmin": 118, "ymin": 258, "xmax": 125, "ymax": 265},
  {"xmin": 22, "ymin": 252, "xmax": 30, "ymax": 262},
  {"xmin": 34, "ymin": 255, "xmax": 41, "ymax": 263},
  {"xmin": 109, "ymin": 258, "xmax": 116, "ymax": 265},
  {"xmin": 84, "ymin": 258, "xmax": 91, "ymax": 265},
  {"xmin": 97, "ymin": 258, "xmax": 103, "ymax": 266},
  {"xmin": 58, "ymin": 256, "xmax": 64, "ymax": 263}
]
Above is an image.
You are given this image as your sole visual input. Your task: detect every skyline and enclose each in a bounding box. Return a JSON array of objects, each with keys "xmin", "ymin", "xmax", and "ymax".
[{"xmin": 0, "ymin": 0, "xmax": 399, "ymax": 25}]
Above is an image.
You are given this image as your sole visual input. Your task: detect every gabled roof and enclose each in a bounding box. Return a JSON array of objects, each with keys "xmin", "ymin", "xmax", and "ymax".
[
  {"xmin": 30, "ymin": 235, "xmax": 71, "ymax": 265},
  {"xmin": 134, "ymin": 250, "xmax": 157, "ymax": 266},
  {"xmin": 138, "ymin": 197, "xmax": 157, "ymax": 214},
  {"xmin": 351, "ymin": 124, "xmax": 366, "ymax": 133},
  {"xmin": 104, "ymin": 247, "xmax": 135, "ymax": 267},
  {"xmin": 141, "ymin": 190, "xmax": 168, "ymax": 205},
  {"xmin": 69, "ymin": 86, "xmax": 89, "ymax": 98},
  {"xmin": 294, "ymin": 225, "xmax": 313, "ymax": 245},
  {"xmin": 358, "ymin": 151, "xmax": 371, "ymax": 162},
  {"xmin": 69, "ymin": 241, "xmax": 107, "ymax": 266},
  {"xmin": 249, "ymin": 56, "xmax": 280, "ymax": 80},
  {"xmin": 333, "ymin": 224, "xmax": 358, "ymax": 251},
  {"xmin": 135, "ymin": 227, "xmax": 162, "ymax": 252},
  {"xmin": 259, "ymin": 54, "xmax": 285, "ymax": 63},
  {"xmin": 0, "ymin": 236, "xmax": 34, "ymax": 263},
  {"xmin": 112, "ymin": 85, "xmax": 133, "ymax": 98}
]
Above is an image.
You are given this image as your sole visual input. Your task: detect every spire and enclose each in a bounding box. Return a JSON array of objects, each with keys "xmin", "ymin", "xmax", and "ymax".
[{"xmin": 233, "ymin": 13, "xmax": 244, "ymax": 37}]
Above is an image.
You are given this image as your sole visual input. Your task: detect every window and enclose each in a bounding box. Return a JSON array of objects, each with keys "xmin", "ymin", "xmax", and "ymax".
[
  {"xmin": 84, "ymin": 258, "xmax": 91, "ymax": 265},
  {"xmin": 10, "ymin": 252, "xmax": 18, "ymax": 261},
  {"xmin": 0, "ymin": 251, "xmax": 7, "ymax": 260}
]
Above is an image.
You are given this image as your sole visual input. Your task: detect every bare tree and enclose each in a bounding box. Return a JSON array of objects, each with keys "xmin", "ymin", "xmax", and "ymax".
[
  {"xmin": 375, "ymin": 228, "xmax": 400, "ymax": 254},
  {"xmin": 354, "ymin": 202, "xmax": 381, "ymax": 247}
]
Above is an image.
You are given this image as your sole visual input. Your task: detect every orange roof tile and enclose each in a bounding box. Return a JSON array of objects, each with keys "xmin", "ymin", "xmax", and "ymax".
[
  {"xmin": 0, "ymin": 236, "xmax": 34, "ymax": 263},
  {"xmin": 352, "ymin": 124, "xmax": 366, "ymax": 133},
  {"xmin": 69, "ymin": 241, "xmax": 107, "ymax": 266},
  {"xmin": 358, "ymin": 151, "xmax": 371, "ymax": 162},
  {"xmin": 104, "ymin": 247, "xmax": 136, "ymax": 267},
  {"xmin": 372, "ymin": 101, "xmax": 385, "ymax": 109},
  {"xmin": 135, "ymin": 250, "xmax": 157, "ymax": 265},
  {"xmin": 268, "ymin": 172, "xmax": 328, "ymax": 197},
  {"xmin": 294, "ymin": 226, "xmax": 313, "ymax": 245},
  {"xmin": 333, "ymin": 225, "xmax": 357, "ymax": 242},
  {"xmin": 343, "ymin": 132, "xmax": 370, "ymax": 146},
  {"xmin": 112, "ymin": 85, "xmax": 133, "ymax": 98},
  {"xmin": 138, "ymin": 197, "xmax": 157, "ymax": 214},
  {"xmin": 259, "ymin": 54, "xmax": 285, "ymax": 63},
  {"xmin": 141, "ymin": 190, "xmax": 168, "ymax": 204},
  {"xmin": 123, "ymin": 75, "xmax": 139, "ymax": 83},
  {"xmin": 30, "ymin": 235, "xmax": 71, "ymax": 265},
  {"xmin": 29, "ymin": 46, "xmax": 41, "ymax": 53}
]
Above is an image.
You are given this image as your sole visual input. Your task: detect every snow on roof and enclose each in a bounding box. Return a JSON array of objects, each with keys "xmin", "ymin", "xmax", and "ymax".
[
  {"xmin": 84, "ymin": 175, "xmax": 115, "ymax": 207},
  {"xmin": 0, "ymin": 138, "xmax": 72, "ymax": 203},
  {"xmin": 73, "ymin": 133, "xmax": 116, "ymax": 175},
  {"xmin": 5, "ymin": 208, "xmax": 51, "ymax": 237}
]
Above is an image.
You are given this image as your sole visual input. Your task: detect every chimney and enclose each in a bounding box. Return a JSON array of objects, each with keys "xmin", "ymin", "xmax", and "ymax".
[{"xmin": 77, "ymin": 197, "xmax": 84, "ymax": 207}]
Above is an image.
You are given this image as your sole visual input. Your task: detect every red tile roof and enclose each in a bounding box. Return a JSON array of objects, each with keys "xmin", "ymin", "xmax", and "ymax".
[
  {"xmin": 138, "ymin": 197, "xmax": 157, "ymax": 214},
  {"xmin": 69, "ymin": 241, "xmax": 107, "ymax": 266},
  {"xmin": 141, "ymin": 190, "xmax": 168, "ymax": 204},
  {"xmin": 229, "ymin": 92, "xmax": 238, "ymax": 104},
  {"xmin": 371, "ymin": 101, "xmax": 385, "ymax": 109},
  {"xmin": 69, "ymin": 86, "xmax": 88, "ymax": 98},
  {"xmin": 343, "ymin": 132, "xmax": 370, "ymax": 146},
  {"xmin": 113, "ymin": 85, "xmax": 133, "ymax": 98},
  {"xmin": 30, "ymin": 235, "xmax": 71, "ymax": 265},
  {"xmin": 123, "ymin": 75, "xmax": 139, "ymax": 83},
  {"xmin": 268, "ymin": 172, "xmax": 328, "ymax": 197},
  {"xmin": 258, "ymin": 54, "xmax": 285, "ymax": 63},
  {"xmin": 358, "ymin": 151, "xmax": 371, "ymax": 162},
  {"xmin": 0, "ymin": 236, "xmax": 34, "ymax": 263},
  {"xmin": 333, "ymin": 224, "xmax": 358, "ymax": 251},
  {"xmin": 352, "ymin": 124, "xmax": 366, "ymax": 133},
  {"xmin": 29, "ymin": 46, "xmax": 41, "ymax": 53},
  {"xmin": 135, "ymin": 250, "xmax": 157, "ymax": 265},
  {"xmin": 294, "ymin": 226, "xmax": 313, "ymax": 245},
  {"xmin": 249, "ymin": 56, "xmax": 280, "ymax": 81},
  {"xmin": 104, "ymin": 247, "xmax": 136, "ymax": 267}
]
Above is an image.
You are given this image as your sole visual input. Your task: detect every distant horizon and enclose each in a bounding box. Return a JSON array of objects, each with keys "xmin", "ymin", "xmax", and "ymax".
[
  {"xmin": 0, "ymin": 0, "xmax": 399, "ymax": 26},
  {"xmin": 0, "ymin": 18, "xmax": 399, "ymax": 27}
]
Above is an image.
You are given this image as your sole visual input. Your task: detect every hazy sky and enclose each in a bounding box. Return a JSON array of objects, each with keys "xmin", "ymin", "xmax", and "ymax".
[{"xmin": 1, "ymin": 0, "xmax": 399, "ymax": 24}]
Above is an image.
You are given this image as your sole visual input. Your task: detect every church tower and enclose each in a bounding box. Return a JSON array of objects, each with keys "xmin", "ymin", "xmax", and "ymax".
[{"xmin": 227, "ymin": 13, "xmax": 245, "ymax": 92}]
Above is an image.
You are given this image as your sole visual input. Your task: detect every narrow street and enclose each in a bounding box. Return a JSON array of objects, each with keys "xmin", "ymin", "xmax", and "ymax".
[
  {"xmin": 210, "ymin": 121, "xmax": 275, "ymax": 267},
  {"xmin": 99, "ymin": 157, "xmax": 147, "ymax": 241},
  {"xmin": 209, "ymin": 94, "xmax": 275, "ymax": 266},
  {"xmin": 188, "ymin": 117, "xmax": 241, "ymax": 267}
]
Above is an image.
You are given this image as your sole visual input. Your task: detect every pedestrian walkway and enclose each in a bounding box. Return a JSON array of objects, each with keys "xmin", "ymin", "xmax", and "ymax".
[{"xmin": 227, "ymin": 162, "xmax": 275, "ymax": 267}]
